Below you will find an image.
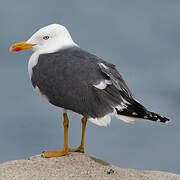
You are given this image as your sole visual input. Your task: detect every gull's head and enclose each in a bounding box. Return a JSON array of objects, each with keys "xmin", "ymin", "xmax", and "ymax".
[{"xmin": 10, "ymin": 24, "xmax": 77, "ymax": 54}]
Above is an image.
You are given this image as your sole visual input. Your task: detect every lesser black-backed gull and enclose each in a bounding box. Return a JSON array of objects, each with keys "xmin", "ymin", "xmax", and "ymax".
[{"xmin": 10, "ymin": 24, "xmax": 171, "ymax": 158}]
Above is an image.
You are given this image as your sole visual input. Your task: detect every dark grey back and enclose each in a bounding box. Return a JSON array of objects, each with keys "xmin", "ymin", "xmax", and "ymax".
[{"xmin": 31, "ymin": 47, "xmax": 129, "ymax": 118}]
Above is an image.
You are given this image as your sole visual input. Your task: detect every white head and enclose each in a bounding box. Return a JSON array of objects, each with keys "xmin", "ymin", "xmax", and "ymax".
[{"xmin": 10, "ymin": 24, "xmax": 77, "ymax": 54}]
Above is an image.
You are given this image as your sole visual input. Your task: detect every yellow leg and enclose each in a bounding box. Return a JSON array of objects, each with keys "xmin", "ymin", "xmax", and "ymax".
[
  {"xmin": 69, "ymin": 117, "xmax": 87, "ymax": 153},
  {"xmin": 42, "ymin": 113, "xmax": 69, "ymax": 158}
]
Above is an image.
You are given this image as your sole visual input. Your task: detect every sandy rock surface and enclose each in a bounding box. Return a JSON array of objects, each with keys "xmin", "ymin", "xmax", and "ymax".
[{"xmin": 0, "ymin": 152, "xmax": 179, "ymax": 180}]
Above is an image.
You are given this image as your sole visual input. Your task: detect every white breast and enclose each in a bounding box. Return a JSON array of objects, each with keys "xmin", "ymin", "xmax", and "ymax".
[{"xmin": 28, "ymin": 52, "xmax": 39, "ymax": 78}]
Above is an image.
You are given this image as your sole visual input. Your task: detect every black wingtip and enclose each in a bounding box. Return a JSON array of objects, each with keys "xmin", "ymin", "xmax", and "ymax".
[{"xmin": 147, "ymin": 112, "xmax": 171, "ymax": 124}]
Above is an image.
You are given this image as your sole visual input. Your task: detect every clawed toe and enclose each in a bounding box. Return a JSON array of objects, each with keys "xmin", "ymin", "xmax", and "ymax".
[
  {"xmin": 42, "ymin": 150, "xmax": 68, "ymax": 158},
  {"xmin": 68, "ymin": 147, "xmax": 84, "ymax": 153}
]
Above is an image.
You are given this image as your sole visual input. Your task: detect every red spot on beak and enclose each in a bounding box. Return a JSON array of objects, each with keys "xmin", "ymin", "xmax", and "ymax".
[{"xmin": 13, "ymin": 47, "xmax": 23, "ymax": 52}]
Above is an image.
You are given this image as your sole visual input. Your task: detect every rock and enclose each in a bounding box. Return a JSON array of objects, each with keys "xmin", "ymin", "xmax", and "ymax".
[{"xmin": 0, "ymin": 152, "xmax": 179, "ymax": 180}]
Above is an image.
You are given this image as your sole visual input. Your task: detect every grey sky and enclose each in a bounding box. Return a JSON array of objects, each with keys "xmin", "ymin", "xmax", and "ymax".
[{"xmin": 0, "ymin": 0, "xmax": 180, "ymax": 173}]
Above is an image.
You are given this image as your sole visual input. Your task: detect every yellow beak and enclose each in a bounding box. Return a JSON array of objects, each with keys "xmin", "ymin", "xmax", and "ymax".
[{"xmin": 9, "ymin": 41, "xmax": 36, "ymax": 52}]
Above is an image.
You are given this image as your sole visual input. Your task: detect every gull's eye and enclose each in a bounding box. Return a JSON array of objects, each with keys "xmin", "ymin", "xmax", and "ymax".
[{"xmin": 43, "ymin": 36, "xmax": 50, "ymax": 40}]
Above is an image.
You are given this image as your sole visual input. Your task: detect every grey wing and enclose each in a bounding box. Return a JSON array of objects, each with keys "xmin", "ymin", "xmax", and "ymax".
[
  {"xmin": 32, "ymin": 47, "xmax": 170, "ymax": 124},
  {"xmin": 31, "ymin": 47, "xmax": 122, "ymax": 118}
]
